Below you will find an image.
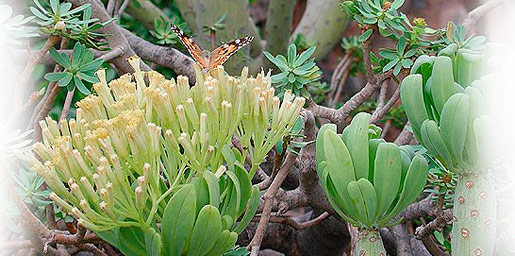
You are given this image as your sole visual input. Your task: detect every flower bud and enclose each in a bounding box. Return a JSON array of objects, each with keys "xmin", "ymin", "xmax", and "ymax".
[
  {"xmin": 100, "ymin": 201, "xmax": 116, "ymax": 220},
  {"xmin": 50, "ymin": 193, "xmax": 73, "ymax": 213},
  {"xmin": 185, "ymin": 98, "xmax": 199, "ymax": 127},
  {"xmin": 71, "ymin": 207, "xmax": 86, "ymax": 219},
  {"xmin": 135, "ymin": 186, "xmax": 146, "ymax": 210},
  {"xmin": 176, "ymin": 105, "xmax": 189, "ymax": 132},
  {"xmin": 80, "ymin": 177, "xmax": 100, "ymax": 205},
  {"xmin": 54, "ymin": 20, "xmax": 66, "ymax": 31},
  {"xmin": 70, "ymin": 183, "xmax": 86, "ymax": 201}
]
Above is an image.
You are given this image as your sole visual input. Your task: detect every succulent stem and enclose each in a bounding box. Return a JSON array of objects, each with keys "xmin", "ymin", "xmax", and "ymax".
[
  {"xmin": 354, "ymin": 229, "xmax": 386, "ymax": 256},
  {"xmin": 452, "ymin": 170, "xmax": 496, "ymax": 256}
]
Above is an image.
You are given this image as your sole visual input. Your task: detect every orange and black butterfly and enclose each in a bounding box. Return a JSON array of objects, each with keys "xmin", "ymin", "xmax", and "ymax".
[{"xmin": 170, "ymin": 24, "xmax": 254, "ymax": 72}]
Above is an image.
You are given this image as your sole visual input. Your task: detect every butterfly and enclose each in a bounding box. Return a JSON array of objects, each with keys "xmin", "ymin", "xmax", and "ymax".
[{"xmin": 170, "ymin": 24, "xmax": 254, "ymax": 72}]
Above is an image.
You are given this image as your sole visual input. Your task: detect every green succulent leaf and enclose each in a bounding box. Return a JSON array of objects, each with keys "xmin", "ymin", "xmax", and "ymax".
[
  {"xmin": 359, "ymin": 29, "xmax": 373, "ymax": 42},
  {"xmin": 57, "ymin": 72, "xmax": 73, "ymax": 87},
  {"xmin": 162, "ymin": 184, "xmax": 197, "ymax": 256}
]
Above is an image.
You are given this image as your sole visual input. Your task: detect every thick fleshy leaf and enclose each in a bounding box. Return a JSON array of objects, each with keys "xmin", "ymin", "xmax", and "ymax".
[{"xmin": 161, "ymin": 184, "xmax": 196, "ymax": 256}]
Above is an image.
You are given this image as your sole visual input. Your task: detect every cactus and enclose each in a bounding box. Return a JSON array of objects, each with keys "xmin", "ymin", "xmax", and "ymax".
[
  {"xmin": 19, "ymin": 57, "xmax": 304, "ymax": 255},
  {"xmin": 316, "ymin": 112, "xmax": 429, "ymax": 254},
  {"xmin": 400, "ymin": 43, "xmax": 502, "ymax": 255}
]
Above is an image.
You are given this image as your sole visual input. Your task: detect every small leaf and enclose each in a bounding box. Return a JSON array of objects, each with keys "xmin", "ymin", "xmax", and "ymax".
[
  {"xmin": 294, "ymin": 46, "xmax": 316, "ymax": 66},
  {"xmin": 49, "ymin": 48, "xmax": 71, "ymax": 68},
  {"xmin": 382, "ymin": 58, "xmax": 399, "ymax": 72},
  {"xmin": 57, "ymin": 73, "xmax": 73, "ymax": 87},
  {"xmin": 74, "ymin": 76, "xmax": 90, "ymax": 95},
  {"xmin": 288, "ymin": 73, "xmax": 296, "ymax": 83},
  {"xmin": 396, "ymin": 38, "xmax": 406, "ymax": 55},
  {"xmin": 363, "ymin": 18, "xmax": 378, "ymax": 24},
  {"xmin": 81, "ymin": 58, "xmax": 104, "ymax": 72},
  {"xmin": 393, "ymin": 62, "xmax": 403, "ymax": 75},
  {"xmin": 44, "ymin": 72, "xmax": 67, "ymax": 81},
  {"xmin": 287, "ymin": 44, "xmax": 297, "ymax": 64},
  {"xmin": 359, "ymin": 29, "xmax": 373, "ymax": 42},
  {"xmin": 77, "ymin": 72, "xmax": 99, "ymax": 83},
  {"xmin": 379, "ymin": 50, "xmax": 398, "ymax": 60},
  {"xmin": 71, "ymin": 43, "xmax": 85, "ymax": 68},
  {"xmin": 49, "ymin": 0, "xmax": 58, "ymax": 14},
  {"xmin": 404, "ymin": 48, "xmax": 417, "ymax": 58},
  {"xmin": 401, "ymin": 59, "xmax": 413, "ymax": 68},
  {"xmin": 67, "ymin": 4, "xmax": 91, "ymax": 16},
  {"xmin": 390, "ymin": 0, "xmax": 406, "ymax": 10}
]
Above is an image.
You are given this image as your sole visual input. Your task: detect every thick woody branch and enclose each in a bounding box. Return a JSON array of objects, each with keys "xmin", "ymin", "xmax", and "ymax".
[
  {"xmin": 362, "ymin": 36, "xmax": 374, "ymax": 82},
  {"xmin": 291, "ymin": 0, "xmax": 349, "ymax": 60},
  {"xmin": 121, "ymin": 28, "xmax": 196, "ymax": 83},
  {"xmin": 68, "ymin": 0, "xmax": 150, "ymax": 74},
  {"xmin": 252, "ymin": 212, "xmax": 330, "ymax": 230},
  {"xmin": 307, "ymin": 71, "xmax": 392, "ymax": 126},
  {"xmin": 394, "ymin": 123, "xmax": 414, "ymax": 145},
  {"xmin": 388, "ymin": 224, "xmax": 413, "ymax": 256},
  {"xmin": 274, "ymin": 111, "xmax": 336, "ymax": 215},
  {"xmin": 403, "ymin": 195, "xmax": 437, "ymax": 221},
  {"xmin": 415, "ymin": 209, "xmax": 453, "ymax": 256},
  {"xmin": 0, "ymin": 240, "xmax": 33, "ymax": 251}
]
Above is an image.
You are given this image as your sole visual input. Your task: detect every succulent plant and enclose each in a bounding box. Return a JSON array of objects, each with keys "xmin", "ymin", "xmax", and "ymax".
[
  {"xmin": 264, "ymin": 44, "xmax": 322, "ymax": 98},
  {"xmin": 149, "ymin": 18, "xmax": 182, "ymax": 46},
  {"xmin": 19, "ymin": 57, "xmax": 304, "ymax": 255},
  {"xmin": 67, "ymin": 6, "xmax": 114, "ymax": 50},
  {"xmin": 30, "ymin": 0, "xmax": 89, "ymax": 35},
  {"xmin": 316, "ymin": 112, "xmax": 428, "ymax": 255},
  {"xmin": 400, "ymin": 43, "xmax": 504, "ymax": 255},
  {"xmin": 44, "ymin": 42, "xmax": 104, "ymax": 95}
]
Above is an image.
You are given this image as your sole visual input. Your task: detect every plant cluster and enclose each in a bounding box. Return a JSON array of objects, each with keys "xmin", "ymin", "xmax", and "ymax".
[
  {"xmin": 20, "ymin": 57, "xmax": 304, "ymax": 255},
  {"xmin": 316, "ymin": 112, "xmax": 428, "ymax": 254},
  {"xmin": 31, "ymin": 0, "xmax": 113, "ymax": 49},
  {"xmin": 149, "ymin": 18, "xmax": 184, "ymax": 46},
  {"xmin": 264, "ymin": 44, "xmax": 322, "ymax": 98},
  {"xmin": 341, "ymin": 0, "xmax": 446, "ymax": 75},
  {"xmin": 401, "ymin": 42, "xmax": 504, "ymax": 255},
  {"xmin": 44, "ymin": 42, "xmax": 104, "ymax": 95}
]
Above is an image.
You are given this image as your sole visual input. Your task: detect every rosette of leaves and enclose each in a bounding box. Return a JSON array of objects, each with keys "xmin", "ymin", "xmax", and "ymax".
[
  {"xmin": 149, "ymin": 18, "xmax": 182, "ymax": 46},
  {"xmin": 30, "ymin": 0, "xmax": 90, "ymax": 35},
  {"xmin": 44, "ymin": 42, "xmax": 103, "ymax": 95},
  {"xmin": 0, "ymin": 5, "xmax": 38, "ymax": 45},
  {"xmin": 264, "ymin": 44, "xmax": 321, "ymax": 98},
  {"xmin": 379, "ymin": 37, "xmax": 416, "ymax": 75},
  {"xmin": 341, "ymin": 0, "xmax": 407, "ymax": 36},
  {"xmin": 316, "ymin": 112, "xmax": 429, "ymax": 255},
  {"xmin": 444, "ymin": 22, "xmax": 485, "ymax": 51},
  {"xmin": 400, "ymin": 43, "xmax": 505, "ymax": 255},
  {"xmin": 68, "ymin": 6, "xmax": 114, "ymax": 50}
]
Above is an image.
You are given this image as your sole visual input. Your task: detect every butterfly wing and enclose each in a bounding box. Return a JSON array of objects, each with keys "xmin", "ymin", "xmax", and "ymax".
[
  {"xmin": 208, "ymin": 36, "xmax": 254, "ymax": 70},
  {"xmin": 170, "ymin": 24, "xmax": 209, "ymax": 69}
]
